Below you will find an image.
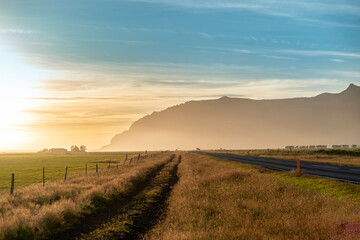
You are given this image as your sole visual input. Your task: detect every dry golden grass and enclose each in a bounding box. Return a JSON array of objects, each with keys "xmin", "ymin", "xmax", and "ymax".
[
  {"xmin": 145, "ymin": 153, "xmax": 360, "ymax": 240},
  {"xmin": 0, "ymin": 153, "xmax": 172, "ymax": 240}
]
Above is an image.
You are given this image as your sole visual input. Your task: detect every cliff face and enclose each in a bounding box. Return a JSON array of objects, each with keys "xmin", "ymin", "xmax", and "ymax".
[{"xmin": 102, "ymin": 84, "xmax": 360, "ymax": 150}]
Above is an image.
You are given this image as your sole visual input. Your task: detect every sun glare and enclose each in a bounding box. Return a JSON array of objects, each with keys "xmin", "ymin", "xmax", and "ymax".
[{"xmin": 0, "ymin": 43, "xmax": 47, "ymax": 150}]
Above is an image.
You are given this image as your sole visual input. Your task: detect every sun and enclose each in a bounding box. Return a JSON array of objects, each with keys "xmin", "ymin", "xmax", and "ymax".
[{"xmin": 0, "ymin": 43, "xmax": 47, "ymax": 150}]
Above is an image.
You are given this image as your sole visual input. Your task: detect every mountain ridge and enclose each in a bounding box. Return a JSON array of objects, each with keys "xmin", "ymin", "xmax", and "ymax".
[{"xmin": 102, "ymin": 84, "xmax": 360, "ymax": 150}]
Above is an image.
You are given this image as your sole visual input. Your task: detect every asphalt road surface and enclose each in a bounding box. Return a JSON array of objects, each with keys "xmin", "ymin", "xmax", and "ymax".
[{"xmin": 198, "ymin": 152, "xmax": 360, "ymax": 184}]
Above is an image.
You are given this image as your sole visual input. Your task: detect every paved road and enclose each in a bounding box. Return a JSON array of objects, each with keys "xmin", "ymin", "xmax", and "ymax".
[{"xmin": 197, "ymin": 152, "xmax": 360, "ymax": 184}]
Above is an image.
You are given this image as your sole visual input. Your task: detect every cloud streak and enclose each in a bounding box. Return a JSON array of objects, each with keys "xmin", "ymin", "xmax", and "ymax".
[
  {"xmin": 277, "ymin": 49, "xmax": 360, "ymax": 59},
  {"xmin": 198, "ymin": 32, "xmax": 213, "ymax": 39},
  {"xmin": 0, "ymin": 29, "xmax": 35, "ymax": 34},
  {"xmin": 129, "ymin": 0, "xmax": 360, "ymax": 27}
]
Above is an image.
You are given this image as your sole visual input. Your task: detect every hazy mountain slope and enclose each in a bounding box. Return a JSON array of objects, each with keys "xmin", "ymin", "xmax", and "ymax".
[{"xmin": 102, "ymin": 84, "xmax": 360, "ymax": 150}]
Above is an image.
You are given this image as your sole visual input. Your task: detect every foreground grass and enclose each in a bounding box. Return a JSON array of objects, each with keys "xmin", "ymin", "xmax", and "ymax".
[
  {"xmin": 0, "ymin": 153, "xmax": 171, "ymax": 240},
  {"xmin": 0, "ymin": 152, "xmax": 145, "ymax": 190},
  {"xmin": 146, "ymin": 153, "xmax": 360, "ymax": 240}
]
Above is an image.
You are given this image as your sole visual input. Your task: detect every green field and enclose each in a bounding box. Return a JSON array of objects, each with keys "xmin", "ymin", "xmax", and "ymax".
[{"xmin": 0, "ymin": 152, "xmax": 141, "ymax": 191}]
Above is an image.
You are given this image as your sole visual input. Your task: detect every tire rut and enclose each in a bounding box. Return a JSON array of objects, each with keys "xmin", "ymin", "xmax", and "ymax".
[
  {"xmin": 84, "ymin": 155, "xmax": 181, "ymax": 240},
  {"xmin": 49, "ymin": 155, "xmax": 175, "ymax": 240}
]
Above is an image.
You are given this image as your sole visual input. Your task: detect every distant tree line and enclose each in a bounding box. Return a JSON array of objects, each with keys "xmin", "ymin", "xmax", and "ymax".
[
  {"xmin": 70, "ymin": 145, "xmax": 87, "ymax": 152},
  {"xmin": 285, "ymin": 144, "xmax": 358, "ymax": 150},
  {"xmin": 38, "ymin": 145, "xmax": 87, "ymax": 153}
]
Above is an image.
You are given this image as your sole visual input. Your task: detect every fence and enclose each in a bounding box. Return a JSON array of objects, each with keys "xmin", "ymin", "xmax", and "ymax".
[{"xmin": 0, "ymin": 153, "xmax": 156, "ymax": 195}]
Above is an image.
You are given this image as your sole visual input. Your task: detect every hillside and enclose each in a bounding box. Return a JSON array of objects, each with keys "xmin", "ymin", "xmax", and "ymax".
[{"xmin": 102, "ymin": 84, "xmax": 360, "ymax": 150}]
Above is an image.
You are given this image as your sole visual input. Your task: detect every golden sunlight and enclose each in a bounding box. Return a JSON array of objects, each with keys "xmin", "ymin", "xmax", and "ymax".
[{"xmin": 0, "ymin": 43, "xmax": 47, "ymax": 150}]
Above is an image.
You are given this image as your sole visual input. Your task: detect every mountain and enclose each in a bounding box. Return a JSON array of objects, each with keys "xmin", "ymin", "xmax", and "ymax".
[{"xmin": 102, "ymin": 84, "xmax": 360, "ymax": 150}]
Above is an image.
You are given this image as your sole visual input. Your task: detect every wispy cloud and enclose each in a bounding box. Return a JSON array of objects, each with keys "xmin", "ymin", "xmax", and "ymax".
[
  {"xmin": 264, "ymin": 55, "xmax": 295, "ymax": 60},
  {"xmin": 0, "ymin": 29, "xmax": 35, "ymax": 34},
  {"xmin": 277, "ymin": 49, "xmax": 360, "ymax": 59},
  {"xmin": 198, "ymin": 32, "xmax": 213, "ymax": 39},
  {"xmin": 84, "ymin": 38, "xmax": 151, "ymax": 45},
  {"xmin": 137, "ymin": 28, "xmax": 178, "ymax": 34},
  {"xmin": 36, "ymin": 80, "xmax": 107, "ymax": 91},
  {"xmin": 35, "ymin": 61, "xmax": 355, "ymax": 98},
  {"xmin": 230, "ymin": 49, "xmax": 254, "ymax": 54},
  {"xmin": 329, "ymin": 58, "xmax": 345, "ymax": 63},
  {"xmin": 330, "ymin": 71, "xmax": 360, "ymax": 78},
  {"xmin": 129, "ymin": 0, "xmax": 360, "ymax": 28},
  {"xmin": 27, "ymin": 97, "xmax": 124, "ymax": 101}
]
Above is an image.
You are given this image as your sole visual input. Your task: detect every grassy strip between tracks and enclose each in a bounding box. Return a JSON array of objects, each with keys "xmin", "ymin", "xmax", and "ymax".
[
  {"xmin": 84, "ymin": 155, "xmax": 180, "ymax": 240},
  {"xmin": 0, "ymin": 153, "xmax": 172, "ymax": 240},
  {"xmin": 145, "ymin": 153, "xmax": 360, "ymax": 240}
]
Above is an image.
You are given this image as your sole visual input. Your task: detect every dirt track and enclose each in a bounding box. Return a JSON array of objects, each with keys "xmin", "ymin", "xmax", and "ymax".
[{"xmin": 50, "ymin": 154, "xmax": 180, "ymax": 240}]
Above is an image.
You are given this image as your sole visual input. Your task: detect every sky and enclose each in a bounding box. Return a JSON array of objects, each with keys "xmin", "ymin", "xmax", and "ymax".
[{"xmin": 0, "ymin": 0, "xmax": 359, "ymax": 151}]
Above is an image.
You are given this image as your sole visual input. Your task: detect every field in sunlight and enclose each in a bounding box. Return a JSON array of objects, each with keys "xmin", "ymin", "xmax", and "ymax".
[
  {"xmin": 1, "ymin": 151, "xmax": 360, "ymax": 240},
  {"xmin": 0, "ymin": 153, "xmax": 172, "ymax": 239},
  {"xmin": 0, "ymin": 152, "xmax": 142, "ymax": 191},
  {"xmin": 146, "ymin": 153, "xmax": 360, "ymax": 240}
]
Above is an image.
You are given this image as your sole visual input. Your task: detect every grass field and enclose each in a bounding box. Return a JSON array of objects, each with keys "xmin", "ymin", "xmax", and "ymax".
[
  {"xmin": 146, "ymin": 152, "xmax": 360, "ymax": 240},
  {"xmin": 212, "ymin": 149, "xmax": 360, "ymax": 166},
  {"xmin": 0, "ymin": 152, "xmax": 143, "ymax": 191},
  {"xmin": 1, "ymin": 151, "xmax": 360, "ymax": 239},
  {"xmin": 0, "ymin": 153, "xmax": 172, "ymax": 239}
]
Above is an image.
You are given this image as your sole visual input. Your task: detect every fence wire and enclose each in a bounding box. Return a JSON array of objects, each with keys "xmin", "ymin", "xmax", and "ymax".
[{"xmin": 0, "ymin": 154, "xmax": 158, "ymax": 194}]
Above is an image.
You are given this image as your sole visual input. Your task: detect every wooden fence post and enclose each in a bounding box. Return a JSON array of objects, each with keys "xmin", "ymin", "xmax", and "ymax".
[
  {"xmin": 10, "ymin": 173, "xmax": 14, "ymax": 195},
  {"xmin": 96, "ymin": 164, "xmax": 98, "ymax": 174},
  {"xmin": 297, "ymin": 161, "xmax": 300, "ymax": 174},
  {"xmin": 85, "ymin": 164, "xmax": 87, "ymax": 176},
  {"xmin": 64, "ymin": 167, "xmax": 68, "ymax": 182},
  {"xmin": 43, "ymin": 168, "xmax": 45, "ymax": 187},
  {"xmin": 294, "ymin": 153, "xmax": 300, "ymax": 174}
]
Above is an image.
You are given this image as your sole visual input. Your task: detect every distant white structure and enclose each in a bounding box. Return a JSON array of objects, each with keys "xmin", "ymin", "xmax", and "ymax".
[{"xmin": 49, "ymin": 148, "xmax": 68, "ymax": 154}]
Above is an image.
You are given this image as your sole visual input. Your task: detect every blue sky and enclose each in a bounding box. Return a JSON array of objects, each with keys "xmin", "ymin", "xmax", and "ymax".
[
  {"xmin": 0, "ymin": 0, "xmax": 359, "ymax": 149},
  {"xmin": 1, "ymin": 0, "xmax": 360, "ymax": 81}
]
